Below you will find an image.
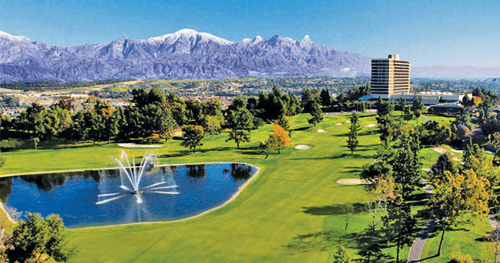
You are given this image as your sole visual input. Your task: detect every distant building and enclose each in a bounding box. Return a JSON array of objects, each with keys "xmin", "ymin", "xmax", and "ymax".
[
  {"xmin": 429, "ymin": 103, "xmax": 464, "ymax": 114},
  {"xmin": 371, "ymin": 54, "xmax": 411, "ymax": 95},
  {"xmin": 359, "ymin": 91, "xmax": 470, "ymax": 108}
]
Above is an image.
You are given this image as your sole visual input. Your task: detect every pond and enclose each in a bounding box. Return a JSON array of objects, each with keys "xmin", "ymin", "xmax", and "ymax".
[{"xmin": 0, "ymin": 163, "xmax": 258, "ymax": 228}]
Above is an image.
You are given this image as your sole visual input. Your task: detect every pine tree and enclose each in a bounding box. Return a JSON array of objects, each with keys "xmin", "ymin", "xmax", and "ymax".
[
  {"xmin": 412, "ymin": 95, "xmax": 425, "ymax": 121},
  {"xmin": 383, "ymin": 196, "xmax": 415, "ymax": 263},
  {"xmin": 375, "ymin": 99, "xmax": 394, "ymax": 144},
  {"xmin": 346, "ymin": 113, "xmax": 362, "ymax": 155},
  {"xmin": 308, "ymin": 102, "xmax": 323, "ymax": 126},
  {"xmin": 392, "ymin": 125, "xmax": 421, "ymax": 199}
]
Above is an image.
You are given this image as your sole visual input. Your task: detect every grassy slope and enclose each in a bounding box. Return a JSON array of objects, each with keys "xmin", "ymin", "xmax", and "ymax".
[
  {"xmin": 1, "ymin": 113, "xmax": 379, "ymax": 262},
  {"xmin": 0, "ymin": 112, "xmax": 490, "ymax": 262},
  {"xmin": 65, "ymin": 114, "xmax": 381, "ymax": 263}
]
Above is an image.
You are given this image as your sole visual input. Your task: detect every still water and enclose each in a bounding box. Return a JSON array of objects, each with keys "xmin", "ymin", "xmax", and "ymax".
[{"xmin": 1, "ymin": 163, "xmax": 257, "ymax": 228}]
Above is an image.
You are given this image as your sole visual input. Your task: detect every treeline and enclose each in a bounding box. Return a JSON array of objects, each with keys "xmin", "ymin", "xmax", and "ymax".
[
  {"xmin": 0, "ymin": 86, "xmax": 320, "ymax": 151},
  {"xmin": 0, "ymin": 79, "xmax": 131, "ymax": 91},
  {"xmin": 345, "ymin": 89, "xmax": 500, "ymax": 262}
]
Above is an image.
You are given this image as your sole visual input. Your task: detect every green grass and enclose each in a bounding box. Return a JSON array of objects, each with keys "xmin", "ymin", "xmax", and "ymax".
[
  {"xmin": 0, "ymin": 113, "xmax": 491, "ymax": 262},
  {"xmin": 421, "ymin": 217, "xmax": 493, "ymax": 262}
]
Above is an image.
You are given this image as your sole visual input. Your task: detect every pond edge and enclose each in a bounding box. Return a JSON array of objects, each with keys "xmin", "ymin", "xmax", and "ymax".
[{"xmin": 1, "ymin": 162, "xmax": 262, "ymax": 229}]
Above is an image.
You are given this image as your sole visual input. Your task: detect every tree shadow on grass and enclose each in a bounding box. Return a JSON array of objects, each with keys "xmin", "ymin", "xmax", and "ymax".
[
  {"xmin": 358, "ymin": 143, "xmax": 380, "ymax": 148},
  {"xmin": 291, "ymin": 126, "xmax": 311, "ymax": 132},
  {"xmin": 341, "ymin": 169, "xmax": 364, "ymax": 174},
  {"xmin": 157, "ymin": 151, "xmax": 191, "ymax": 158},
  {"xmin": 236, "ymin": 146, "xmax": 265, "ymax": 156},
  {"xmin": 332, "ymin": 153, "xmax": 377, "ymax": 159},
  {"xmin": 291, "ymin": 153, "xmax": 376, "ymax": 161},
  {"xmin": 302, "ymin": 203, "xmax": 366, "ymax": 216},
  {"xmin": 284, "ymin": 229, "xmax": 340, "ymax": 253},
  {"xmin": 284, "ymin": 226, "xmax": 394, "ymax": 262},
  {"xmin": 198, "ymin": 146, "xmax": 234, "ymax": 153},
  {"xmin": 240, "ymin": 151, "xmax": 264, "ymax": 156},
  {"xmin": 359, "ymin": 130, "xmax": 378, "ymax": 136},
  {"xmin": 359, "ymin": 114, "xmax": 377, "ymax": 119},
  {"xmin": 413, "ymin": 254, "xmax": 440, "ymax": 262}
]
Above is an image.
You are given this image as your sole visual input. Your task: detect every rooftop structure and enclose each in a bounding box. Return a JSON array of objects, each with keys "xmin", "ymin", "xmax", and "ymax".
[
  {"xmin": 371, "ymin": 54, "xmax": 411, "ymax": 95},
  {"xmin": 359, "ymin": 91, "xmax": 471, "ymax": 107}
]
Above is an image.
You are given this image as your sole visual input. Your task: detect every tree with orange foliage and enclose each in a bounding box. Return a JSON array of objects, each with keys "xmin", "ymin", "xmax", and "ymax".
[{"xmin": 264, "ymin": 124, "xmax": 292, "ymax": 157}]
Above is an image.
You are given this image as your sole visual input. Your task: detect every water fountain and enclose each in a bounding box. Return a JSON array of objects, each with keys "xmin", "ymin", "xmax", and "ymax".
[{"xmin": 96, "ymin": 150, "xmax": 179, "ymax": 205}]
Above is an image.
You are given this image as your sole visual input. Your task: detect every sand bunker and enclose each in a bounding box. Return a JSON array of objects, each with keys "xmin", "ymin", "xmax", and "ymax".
[
  {"xmin": 335, "ymin": 123, "xmax": 343, "ymax": 125},
  {"xmin": 345, "ymin": 120, "xmax": 351, "ymax": 123},
  {"xmin": 317, "ymin": 129, "xmax": 328, "ymax": 133},
  {"xmin": 433, "ymin": 148, "xmax": 446, "ymax": 154},
  {"xmin": 422, "ymin": 168, "xmax": 431, "ymax": 172},
  {"xmin": 451, "ymin": 149, "xmax": 463, "ymax": 154},
  {"xmin": 118, "ymin": 143, "xmax": 163, "ymax": 148},
  {"xmin": 295, "ymin": 145, "xmax": 310, "ymax": 150},
  {"xmin": 486, "ymin": 150, "xmax": 496, "ymax": 155},
  {"xmin": 453, "ymin": 157, "xmax": 462, "ymax": 162},
  {"xmin": 337, "ymin": 179, "xmax": 368, "ymax": 185},
  {"xmin": 365, "ymin": 124, "xmax": 376, "ymax": 127}
]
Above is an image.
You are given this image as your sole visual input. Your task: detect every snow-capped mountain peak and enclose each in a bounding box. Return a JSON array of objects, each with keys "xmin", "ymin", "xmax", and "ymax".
[
  {"xmin": 301, "ymin": 35, "xmax": 312, "ymax": 44},
  {"xmin": 0, "ymin": 30, "xmax": 31, "ymax": 42},
  {"xmin": 0, "ymin": 29, "xmax": 371, "ymax": 83},
  {"xmin": 148, "ymin": 28, "xmax": 233, "ymax": 45}
]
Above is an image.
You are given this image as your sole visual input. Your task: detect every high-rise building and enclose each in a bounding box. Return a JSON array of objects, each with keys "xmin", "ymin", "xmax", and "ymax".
[{"xmin": 371, "ymin": 54, "xmax": 411, "ymax": 95}]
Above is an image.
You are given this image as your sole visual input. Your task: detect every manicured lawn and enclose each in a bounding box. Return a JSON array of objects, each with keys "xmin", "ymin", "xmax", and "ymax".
[
  {"xmin": 0, "ymin": 113, "xmax": 491, "ymax": 262},
  {"xmin": 421, "ymin": 217, "xmax": 493, "ymax": 262}
]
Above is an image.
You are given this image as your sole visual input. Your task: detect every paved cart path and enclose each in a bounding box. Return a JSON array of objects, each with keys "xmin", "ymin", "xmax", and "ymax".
[{"xmin": 407, "ymin": 180, "xmax": 437, "ymax": 263}]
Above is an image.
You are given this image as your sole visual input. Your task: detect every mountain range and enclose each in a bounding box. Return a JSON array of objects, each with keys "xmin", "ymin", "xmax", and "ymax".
[{"xmin": 0, "ymin": 29, "xmax": 371, "ymax": 83}]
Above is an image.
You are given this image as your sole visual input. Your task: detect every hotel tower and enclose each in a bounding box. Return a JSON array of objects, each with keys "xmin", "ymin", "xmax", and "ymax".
[{"xmin": 371, "ymin": 54, "xmax": 411, "ymax": 95}]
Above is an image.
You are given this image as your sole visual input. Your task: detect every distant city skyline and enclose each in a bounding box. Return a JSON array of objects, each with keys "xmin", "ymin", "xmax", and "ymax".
[{"xmin": 1, "ymin": 0, "xmax": 500, "ymax": 68}]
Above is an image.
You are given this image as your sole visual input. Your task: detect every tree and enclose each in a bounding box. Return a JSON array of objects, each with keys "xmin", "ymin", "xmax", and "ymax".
[
  {"xmin": 383, "ymin": 196, "xmax": 415, "ymax": 263},
  {"xmin": 167, "ymin": 93, "xmax": 188, "ymax": 126},
  {"xmin": 419, "ymin": 120, "xmax": 451, "ymax": 146},
  {"xmin": 391, "ymin": 125, "xmax": 422, "ymax": 200},
  {"xmin": 302, "ymin": 88, "xmax": 321, "ymax": 113},
  {"xmin": 180, "ymin": 125, "xmax": 205, "ymax": 152},
  {"xmin": 264, "ymin": 124, "xmax": 293, "ymax": 156},
  {"xmin": 375, "ymin": 99, "xmax": 394, "ymax": 144},
  {"xmin": 226, "ymin": 98, "xmax": 254, "ymax": 149},
  {"xmin": 15, "ymin": 102, "xmax": 46, "ymax": 149},
  {"xmin": 430, "ymin": 153, "xmax": 456, "ymax": 181},
  {"xmin": 44, "ymin": 214, "xmax": 74, "ymax": 262},
  {"xmin": 206, "ymin": 115, "xmax": 222, "ymax": 137},
  {"xmin": 320, "ymin": 88, "xmax": 331, "ymax": 108},
  {"xmin": 9, "ymin": 213, "xmax": 74, "ymax": 262},
  {"xmin": 403, "ymin": 104, "xmax": 413, "ymax": 122},
  {"xmin": 431, "ymin": 169, "xmax": 490, "ymax": 255},
  {"xmin": 277, "ymin": 114, "xmax": 290, "ymax": 133},
  {"xmin": 412, "ymin": 95, "xmax": 425, "ymax": 120},
  {"xmin": 360, "ymin": 162, "xmax": 392, "ymax": 191},
  {"xmin": 308, "ymin": 102, "xmax": 323, "ymax": 126},
  {"xmin": 123, "ymin": 89, "xmax": 176, "ymax": 141},
  {"xmin": 360, "ymin": 177, "xmax": 394, "ymax": 262},
  {"xmin": 346, "ymin": 113, "xmax": 362, "ymax": 155}
]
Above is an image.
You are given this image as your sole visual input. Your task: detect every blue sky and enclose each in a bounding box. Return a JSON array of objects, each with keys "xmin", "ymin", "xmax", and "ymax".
[{"xmin": 1, "ymin": 0, "xmax": 499, "ymax": 67}]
